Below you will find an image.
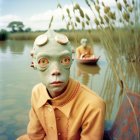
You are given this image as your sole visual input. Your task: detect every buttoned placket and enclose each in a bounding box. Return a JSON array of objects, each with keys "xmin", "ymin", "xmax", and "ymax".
[
  {"xmin": 44, "ymin": 104, "xmax": 58, "ymax": 140},
  {"xmin": 36, "ymin": 79, "xmax": 80, "ymax": 139},
  {"xmin": 54, "ymin": 108, "xmax": 62, "ymax": 139}
]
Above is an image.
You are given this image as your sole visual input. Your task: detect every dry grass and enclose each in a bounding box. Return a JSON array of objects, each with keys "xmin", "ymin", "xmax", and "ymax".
[{"xmin": 8, "ymin": 32, "xmax": 44, "ymax": 40}]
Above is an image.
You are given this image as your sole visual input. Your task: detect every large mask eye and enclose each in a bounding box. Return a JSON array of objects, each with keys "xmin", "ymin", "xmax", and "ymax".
[
  {"xmin": 38, "ymin": 58, "xmax": 49, "ymax": 68},
  {"xmin": 60, "ymin": 56, "xmax": 71, "ymax": 66}
]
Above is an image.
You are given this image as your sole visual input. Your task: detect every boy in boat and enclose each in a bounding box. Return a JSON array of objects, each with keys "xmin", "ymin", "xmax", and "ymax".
[
  {"xmin": 17, "ymin": 30, "xmax": 105, "ymax": 140},
  {"xmin": 76, "ymin": 38, "xmax": 95, "ymax": 59}
]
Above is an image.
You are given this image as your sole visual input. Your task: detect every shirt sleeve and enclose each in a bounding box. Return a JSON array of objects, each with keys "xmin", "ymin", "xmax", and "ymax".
[
  {"xmin": 80, "ymin": 102, "xmax": 106, "ymax": 140},
  {"xmin": 27, "ymin": 88, "xmax": 46, "ymax": 140},
  {"xmin": 76, "ymin": 47, "xmax": 81, "ymax": 58},
  {"xmin": 17, "ymin": 106, "xmax": 46, "ymax": 140}
]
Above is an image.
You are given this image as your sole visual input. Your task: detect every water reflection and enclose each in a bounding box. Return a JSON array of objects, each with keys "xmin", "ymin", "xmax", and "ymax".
[
  {"xmin": 100, "ymin": 65, "xmax": 124, "ymax": 122},
  {"xmin": 76, "ymin": 62, "xmax": 101, "ymax": 86},
  {"xmin": 9, "ymin": 41, "xmax": 25, "ymax": 54},
  {"xmin": 0, "ymin": 40, "xmax": 33, "ymax": 54},
  {"xmin": 0, "ymin": 41, "xmax": 8, "ymax": 53}
]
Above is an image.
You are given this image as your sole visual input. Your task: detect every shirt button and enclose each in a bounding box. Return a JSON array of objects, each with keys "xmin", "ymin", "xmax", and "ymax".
[
  {"xmin": 58, "ymin": 132, "xmax": 61, "ymax": 136},
  {"xmin": 50, "ymin": 126, "xmax": 54, "ymax": 129},
  {"xmin": 56, "ymin": 117, "xmax": 60, "ymax": 120}
]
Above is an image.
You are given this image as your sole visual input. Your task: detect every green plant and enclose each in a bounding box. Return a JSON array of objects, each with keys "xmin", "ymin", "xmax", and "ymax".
[{"xmin": 0, "ymin": 29, "xmax": 8, "ymax": 41}]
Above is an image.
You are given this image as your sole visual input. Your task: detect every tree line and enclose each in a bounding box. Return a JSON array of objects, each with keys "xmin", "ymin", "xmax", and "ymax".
[
  {"xmin": 7, "ymin": 21, "xmax": 31, "ymax": 32},
  {"xmin": 0, "ymin": 21, "xmax": 32, "ymax": 40}
]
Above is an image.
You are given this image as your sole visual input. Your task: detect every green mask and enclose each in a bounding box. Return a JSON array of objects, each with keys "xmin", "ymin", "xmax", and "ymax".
[{"xmin": 30, "ymin": 30, "xmax": 73, "ymax": 96}]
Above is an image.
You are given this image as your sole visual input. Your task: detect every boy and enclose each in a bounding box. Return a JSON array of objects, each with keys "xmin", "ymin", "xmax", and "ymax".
[{"xmin": 76, "ymin": 38, "xmax": 94, "ymax": 59}]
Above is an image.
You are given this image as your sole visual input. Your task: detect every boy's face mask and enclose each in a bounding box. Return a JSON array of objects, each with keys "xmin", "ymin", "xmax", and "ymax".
[
  {"xmin": 30, "ymin": 30, "xmax": 73, "ymax": 95},
  {"xmin": 81, "ymin": 38, "xmax": 88, "ymax": 47}
]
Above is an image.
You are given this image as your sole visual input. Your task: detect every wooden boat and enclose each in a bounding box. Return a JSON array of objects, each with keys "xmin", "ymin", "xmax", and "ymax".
[
  {"xmin": 77, "ymin": 56, "xmax": 100, "ymax": 65},
  {"xmin": 103, "ymin": 91, "xmax": 140, "ymax": 140}
]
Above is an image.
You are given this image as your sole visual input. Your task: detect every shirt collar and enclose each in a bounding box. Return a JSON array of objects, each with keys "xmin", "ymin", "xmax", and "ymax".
[{"xmin": 37, "ymin": 78, "xmax": 80, "ymax": 117}]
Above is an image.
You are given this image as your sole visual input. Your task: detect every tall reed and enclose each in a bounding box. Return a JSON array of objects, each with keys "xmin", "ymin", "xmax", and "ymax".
[
  {"xmin": 55, "ymin": 1, "xmax": 140, "ymax": 120},
  {"xmin": 57, "ymin": 0, "xmax": 140, "ymax": 93}
]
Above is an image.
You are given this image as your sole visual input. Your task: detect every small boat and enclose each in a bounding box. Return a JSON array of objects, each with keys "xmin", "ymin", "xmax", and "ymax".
[
  {"xmin": 103, "ymin": 91, "xmax": 140, "ymax": 140},
  {"xmin": 76, "ymin": 56, "xmax": 100, "ymax": 65}
]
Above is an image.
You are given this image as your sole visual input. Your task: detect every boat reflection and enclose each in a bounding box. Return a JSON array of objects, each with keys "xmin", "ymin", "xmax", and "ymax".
[{"xmin": 76, "ymin": 62, "xmax": 101, "ymax": 86}]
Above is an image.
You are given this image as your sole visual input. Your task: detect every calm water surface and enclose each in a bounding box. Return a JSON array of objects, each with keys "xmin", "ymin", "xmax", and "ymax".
[{"xmin": 0, "ymin": 40, "xmax": 139, "ymax": 140}]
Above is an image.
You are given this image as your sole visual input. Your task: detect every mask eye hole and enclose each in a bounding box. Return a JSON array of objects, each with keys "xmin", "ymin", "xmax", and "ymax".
[
  {"xmin": 38, "ymin": 58, "xmax": 49, "ymax": 68},
  {"xmin": 61, "ymin": 56, "xmax": 71, "ymax": 66}
]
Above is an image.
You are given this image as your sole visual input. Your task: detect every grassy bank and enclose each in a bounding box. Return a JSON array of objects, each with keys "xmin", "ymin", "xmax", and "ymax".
[
  {"xmin": 7, "ymin": 29, "xmax": 140, "ymax": 63},
  {"xmin": 8, "ymin": 29, "xmax": 138, "ymax": 43},
  {"xmin": 7, "ymin": 29, "xmax": 140, "ymax": 60},
  {"xmin": 8, "ymin": 30, "xmax": 101, "ymax": 42},
  {"xmin": 8, "ymin": 32, "xmax": 43, "ymax": 40},
  {"xmin": 9, "ymin": 29, "xmax": 123, "ymax": 42}
]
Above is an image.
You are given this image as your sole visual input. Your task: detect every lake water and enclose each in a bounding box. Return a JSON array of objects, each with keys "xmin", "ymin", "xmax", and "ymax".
[{"xmin": 0, "ymin": 40, "xmax": 139, "ymax": 140}]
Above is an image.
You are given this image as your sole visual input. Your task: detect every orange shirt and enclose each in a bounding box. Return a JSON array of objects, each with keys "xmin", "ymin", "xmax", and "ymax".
[
  {"xmin": 76, "ymin": 45, "xmax": 93, "ymax": 58},
  {"xmin": 17, "ymin": 78, "xmax": 105, "ymax": 140}
]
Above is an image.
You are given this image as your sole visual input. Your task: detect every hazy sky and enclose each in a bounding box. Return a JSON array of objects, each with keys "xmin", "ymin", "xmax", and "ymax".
[{"xmin": 0, "ymin": 0, "xmax": 116, "ymax": 31}]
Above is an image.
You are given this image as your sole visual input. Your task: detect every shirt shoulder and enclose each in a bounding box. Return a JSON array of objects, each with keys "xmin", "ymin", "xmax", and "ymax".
[
  {"xmin": 31, "ymin": 83, "xmax": 45, "ymax": 101},
  {"xmin": 76, "ymin": 45, "xmax": 83, "ymax": 51},
  {"xmin": 32, "ymin": 83, "xmax": 44, "ymax": 93},
  {"xmin": 78, "ymin": 84, "xmax": 105, "ymax": 109}
]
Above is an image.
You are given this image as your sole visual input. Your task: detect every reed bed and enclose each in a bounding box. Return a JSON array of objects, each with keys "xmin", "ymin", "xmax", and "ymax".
[
  {"xmin": 8, "ymin": 32, "xmax": 44, "ymax": 40},
  {"xmin": 57, "ymin": 0, "xmax": 140, "ymax": 91}
]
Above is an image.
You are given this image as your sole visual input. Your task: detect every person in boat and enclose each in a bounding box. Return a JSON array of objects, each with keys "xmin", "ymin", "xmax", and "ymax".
[
  {"xmin": 17, "ymin": 30, "xmax": 105, "ymax": 140},
  {"xmin": 76, "ymin": 38, "xmax": 95, "ymax": 59}
]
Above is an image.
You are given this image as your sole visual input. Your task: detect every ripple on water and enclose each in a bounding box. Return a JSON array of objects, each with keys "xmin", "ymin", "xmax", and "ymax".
[
  {"xmin": 0, "ymin": 127, "xmax": 6, "ymax": 134},
  {"xmin": 0, "ymin": 111, "xmax": 18, "ymax": 127},
  {"xmin": 5, "ymin": 119, "xmax": 17, "ymax": 126},
  {"xmin": 15, "ymin": 113, "xmax": 28, "ymax": 122},
  {"xmin": 15, "ymin": 128, "xmax": 26, "ymax": 137},
  {"xmin": 0, "ymin": 99, "xmax": 16, "ymax": 106},
  {"xmin": 1, "ymin": 110, "xmax": 17, "ymax": 118},
  {"xmin": 0, "ymin": 115, "xmax": 10, "ymax": 122},
  {"xmin": 0, "ymin": 135, "xmax": 8, "ymax": 140}
]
